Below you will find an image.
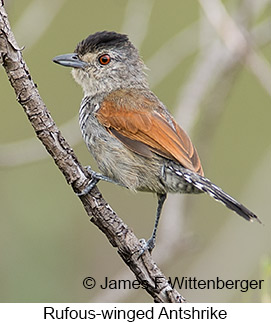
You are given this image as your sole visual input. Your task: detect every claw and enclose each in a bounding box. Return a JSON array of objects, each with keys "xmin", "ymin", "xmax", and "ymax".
[
  {"xmin": 77, "ymin": 177, "xmax": 99, "ymax": 196},
  {"xmin": 137, "ymin": 237, "xmax": 156, "ymax": 258}
]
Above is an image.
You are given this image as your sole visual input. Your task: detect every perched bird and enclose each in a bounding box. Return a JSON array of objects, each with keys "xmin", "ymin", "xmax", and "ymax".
[{"xmin": 53, "ymin": 31, "xmax": 260, "ymax": 252}]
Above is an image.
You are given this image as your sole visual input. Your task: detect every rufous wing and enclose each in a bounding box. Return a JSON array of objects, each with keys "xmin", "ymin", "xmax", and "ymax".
[{"xmin": 96, "ymin": 89, "xmax": 204, "ymax": 176}]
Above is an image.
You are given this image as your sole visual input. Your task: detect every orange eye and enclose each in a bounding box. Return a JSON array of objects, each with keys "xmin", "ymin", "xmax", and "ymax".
[{"xmin": 98, "ymin": 54, "xmax": 111, "ymax": 65}]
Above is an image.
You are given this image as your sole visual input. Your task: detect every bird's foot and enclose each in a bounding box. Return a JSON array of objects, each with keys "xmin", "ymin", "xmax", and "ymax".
[
  {"xmin": 77, "ymin": 166, "xmax": 100, "ymax": 196},
  {"xmin": 77, "ymin": 166, "xmax": 126, "ymax": 196},
  {"xmin": 138, "ymin": 237, "xmax": 156, "ymax": 258}
]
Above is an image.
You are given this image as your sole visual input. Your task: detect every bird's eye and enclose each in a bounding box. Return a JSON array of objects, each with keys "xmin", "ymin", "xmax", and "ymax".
[{"xmin": 98, "ymin": 54, "xmax": 111, "ymax": 65}]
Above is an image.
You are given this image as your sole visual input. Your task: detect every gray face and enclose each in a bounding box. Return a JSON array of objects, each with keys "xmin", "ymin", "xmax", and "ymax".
[
  {"xmin": 53, "ymin": 31, "xmax": 149, "ymax": 97},
  {"xmin": 72, "ymin": 48, "xmax": 147, "ymax": 96}
]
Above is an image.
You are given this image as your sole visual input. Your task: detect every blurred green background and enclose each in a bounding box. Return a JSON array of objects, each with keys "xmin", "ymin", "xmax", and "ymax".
[{"xmin": 1, "ymin": 0, "xmax": 270, "ymax": 302}]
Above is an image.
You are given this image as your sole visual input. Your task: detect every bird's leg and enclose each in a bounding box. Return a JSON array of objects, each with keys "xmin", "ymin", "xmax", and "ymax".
[
  {"xmin": 139, "ymin": 193, "xmax": 167, "ymax": 255},
  {"xmin": 77, "ymin": 166, "xmax": 126, "ymax": 196}
]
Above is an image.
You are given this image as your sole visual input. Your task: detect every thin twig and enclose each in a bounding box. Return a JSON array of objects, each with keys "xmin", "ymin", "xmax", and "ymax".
[
  {"xmin": 121, "ymin": 0, "xmax": 155, "ymax": 50},
  {"xmin": 12, "ymin": 0, "xmax": 66, "ymax": 52}
]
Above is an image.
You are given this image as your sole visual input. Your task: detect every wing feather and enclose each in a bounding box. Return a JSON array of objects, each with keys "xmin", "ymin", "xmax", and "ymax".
[{"xmin": 96, "ymin": 89, "xmax": 204, "ymax": 176}]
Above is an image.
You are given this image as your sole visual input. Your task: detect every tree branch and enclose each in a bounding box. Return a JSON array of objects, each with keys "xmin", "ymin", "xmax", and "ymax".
[{"xmin": 0, "ymin": 3, "xmax": 184, "ymax": 303}]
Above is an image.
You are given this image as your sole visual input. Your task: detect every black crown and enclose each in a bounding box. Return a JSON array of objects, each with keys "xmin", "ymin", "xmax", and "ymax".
[{"xmin": 75, "ymin": 31, "xmax": 130, "ymax": 55}]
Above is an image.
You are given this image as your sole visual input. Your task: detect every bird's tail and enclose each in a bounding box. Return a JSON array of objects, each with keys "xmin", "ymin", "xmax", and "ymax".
[{"xmin": 167, "ymin": 164, "xmax": 261, "ymax": 223}]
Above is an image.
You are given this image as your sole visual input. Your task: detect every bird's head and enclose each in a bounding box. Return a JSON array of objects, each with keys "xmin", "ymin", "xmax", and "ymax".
[{"xmin": 53, "ymin": 31, "xmax": 148, "ymax": 96}]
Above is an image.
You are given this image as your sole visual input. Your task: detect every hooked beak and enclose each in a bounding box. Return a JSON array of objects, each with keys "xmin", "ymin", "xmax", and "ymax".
[{"xmin": 52, "ymin": 53, "xmax": 88, "ymax": 68}]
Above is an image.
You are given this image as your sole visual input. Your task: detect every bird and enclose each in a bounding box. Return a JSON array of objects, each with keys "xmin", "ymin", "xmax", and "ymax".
[{"xmin": 53, "ymin": 31, "xmax": 260, "ymax": 253}]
